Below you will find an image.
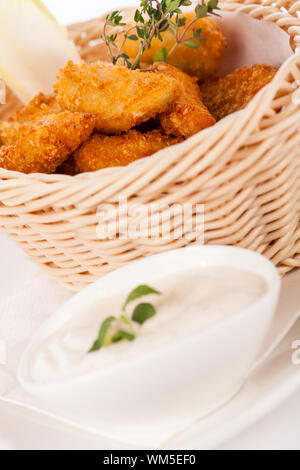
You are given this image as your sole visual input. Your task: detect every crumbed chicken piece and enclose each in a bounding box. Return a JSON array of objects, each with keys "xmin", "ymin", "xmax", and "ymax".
[
  {"xmin": 10, "ymin": 93, "xmax": 60, "ymax": 123},
  {"xmin": 54, "ymin": 60, "xmax": 179, "ymax": 134},
  {"xmin": 0, "ymin": 112, "xmax": 95, "ymax": 174},
  {"xmin": 152, "ymin": 63, "xmax": 215, "ymax": 138},
  {"xmin": 0, "ymin": 121, "xmax": 24, "ymax": 146},
  {"xmin": 200, "ymin": 65, "xmax": 277, "ymax": 121},
  {"xmin": 74, "ymin": 130, "xmax": 183, "ymax": 172},
  {"xmin": 0, "ymin": 93, "xmax": 61, "ymax": 145}
]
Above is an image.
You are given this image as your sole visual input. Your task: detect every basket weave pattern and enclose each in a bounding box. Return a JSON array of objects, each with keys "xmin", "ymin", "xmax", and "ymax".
[{"xmin": 0, "ymin": 0, "xmax": 300, "ymax": 291}]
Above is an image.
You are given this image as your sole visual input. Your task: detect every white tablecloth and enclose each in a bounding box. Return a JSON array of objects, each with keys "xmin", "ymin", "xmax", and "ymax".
[{"xmin": 0, "ymin": 0, "xmax": 299, "ymax": 450}]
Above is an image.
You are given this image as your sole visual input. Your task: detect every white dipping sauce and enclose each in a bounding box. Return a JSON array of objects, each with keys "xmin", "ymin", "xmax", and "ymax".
[{"xmin": 29, "ymin": 267, "xmax": 267, "ymax": 384}]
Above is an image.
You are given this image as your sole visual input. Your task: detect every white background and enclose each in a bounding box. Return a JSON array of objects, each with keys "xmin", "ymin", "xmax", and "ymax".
[
  {"xmin": 0, "ymin": 0, "xmax": 298, "ymax": 450},
  {"xmin": 44, "ymin": 0, "xmax": 138, "ymax": 24}
]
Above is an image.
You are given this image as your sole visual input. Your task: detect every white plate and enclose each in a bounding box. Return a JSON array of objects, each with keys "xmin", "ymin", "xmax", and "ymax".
[
  {"xmin": 1, "ymin": 318, "xmax": 299, "ymax": 450},
  {"xmin": 1, "ymin": 269, "xmax": 299, "ymax": 450}
]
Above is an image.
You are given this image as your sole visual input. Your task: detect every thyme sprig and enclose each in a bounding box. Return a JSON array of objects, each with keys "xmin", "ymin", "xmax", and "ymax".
[
  {"xmin": 88, "ymin": 284, "xmax": 161, "ymax": 352},
  {"xmin": 103, "ymin": 0, "xmax": 220, "ymax": 69}
]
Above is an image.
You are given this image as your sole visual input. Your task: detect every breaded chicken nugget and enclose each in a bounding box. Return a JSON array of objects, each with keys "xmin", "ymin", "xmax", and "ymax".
[
  {"xmin": 118, "ymin": 14, "xmax": 225, "ymax": 80},
  {"xmin": 10, "ymin": 93, "xmax": 61, "ymax": 123},
  {"xmin": 152, "ymin": 63, "xmax": 215, "ymax": 138},
  {"xmin": 0, "ymin": 93, "xmax": 61, "ymax": 146},
  {"xmin": 200, "ymin": 65, "xmax": 277, "ymax": 121},
  {"xmin": 0, "ymin": 112, "xmax": 95, "ymax": 174},
  {"xmin": 54, "ymin": 61, "xmax": 179, "ymax": 134},
  {"xmin": 74, "ymin": 130, "xmax": 183, "ymax": 172}
]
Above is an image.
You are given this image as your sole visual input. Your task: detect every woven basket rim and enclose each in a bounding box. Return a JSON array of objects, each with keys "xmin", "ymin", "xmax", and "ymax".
[
  {"xmin": 0, "ymin": 3, "xmax": 300, "ymax": 184},
  {"xmin": 0, "ymin": 1, "xmax": 299, "ymax": 289}
]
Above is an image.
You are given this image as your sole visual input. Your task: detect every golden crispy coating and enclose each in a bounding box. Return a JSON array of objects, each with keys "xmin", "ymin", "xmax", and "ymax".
[
  {"xmin": 0, "ymin": 93, "xmax": 61, "ymax": 146},
  {"xmin": 74, "ymin": 130, "xmax": 183, "ymax": 172},
  {"xmin": 10, "ymin": 93, "xmax": 60, "ymax": 123},
  {"xmin": 54, "ymin": 61, "xmax": 179, "ymax": 134},
  {"xmin": 0, "ymin": 122, "xmax": 23, "ymax": 146},
  {"xmin": 152, "ymin": 63, "xmax": 215, "ymax": 138},
  {"xmin": 118, "ymin": 14, "xmax": 225, "ymax": 80},
  {"xmin": 0, "ymin": 112, "xmax": 95, "ymax": 174},
  {"xmin": 200, "ymin": 65, "xmax": 277, "ymax": 121}
]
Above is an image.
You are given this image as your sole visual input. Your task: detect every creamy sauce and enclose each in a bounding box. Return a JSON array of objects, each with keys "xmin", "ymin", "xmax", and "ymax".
[{"xmin": 29, "ymin": 267, "xmax": 267, "ymax": 384}]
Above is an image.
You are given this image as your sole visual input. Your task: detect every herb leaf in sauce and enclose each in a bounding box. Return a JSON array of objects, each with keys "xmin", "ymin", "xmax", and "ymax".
[
  {"xmin": 132, "ymin": 302, "xmax": 156, "ymax": 325},
  {"xmin": 111, "ymin": 330, "xmax": 136, "ymax": 343},
  {"xmin": 89, "ymin": 316, "xmax": 116, "ymax": 353},
  {"xmin": 121, "ymin": 314, "xmax": 135, "ymax": 333},
  {"xmin": 122, "ymin": 284, "xmax": 161, "ymax": 312},
  {"xmin": 88, "ymin": 284, "xmax": 161, "ymax": 353}
]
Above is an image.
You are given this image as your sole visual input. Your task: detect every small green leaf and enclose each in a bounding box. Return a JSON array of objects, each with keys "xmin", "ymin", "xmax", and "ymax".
[
  {"xmin": 132, "ymin": 303, "xmax": 156, "ymax": 325},
  {"xmin": 177, "ymin": 16, "xmax": 187, "ymax": 27},
  {"xmin": 165, "ymin": 0, "xmax": 181, "ymax": 13},
  {"xmin": 153, "ymin": 47, "xmax": 168, "ymax": 62},
  {"xmin": 121, "ymin": 314, "xmax": 135, "ymax": 333},
  {"xmin": 88, "ymin": 316, "xmax": 115, "ymax": 353},
  {"xmin": 111, "ymin": 330, "xmax": 136, "ymax": 343},
  {"xmin": 156, "ymin": 29, "xmax": 164, "ymax": 42},
  {"xmin": 208, "ymin": 0, "xmax": 219, "ymax": 11},
  {"xmin": 107, "ymin": 34, "xmax": 117, "ymax": 43},
  {"xmin": 122, "ymin": 285, "xmax": 161, "ymax": 311},
  {"xmin": 128, "ymin": 34, "xmax": 138, "ymax": 41},
  {"xmin": 195, "ymin": 4, "xmax": 208, "ymax": 18},
  {"xmin": 184, "ymin": 39, "xmax": 200, "ymax": 49},
  {"xmin": 134, "ymin": 9, "xmax": 145, "ymax": 23},
  {"xmin": 137, "ymin": 26, "xmax": 146, "ymax": 39},
  {"xmin": 106, "ymin": 10, "xmax": 126, "ymax": 27},
  {"xmin": 194, "ymin": 28, "xmax": 203, "ymax": 39}
]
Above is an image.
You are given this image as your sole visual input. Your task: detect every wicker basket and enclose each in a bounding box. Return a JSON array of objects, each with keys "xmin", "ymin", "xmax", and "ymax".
[{"xmin": 0, "ymin": 0, "xmax": 300, "ymax": 291}]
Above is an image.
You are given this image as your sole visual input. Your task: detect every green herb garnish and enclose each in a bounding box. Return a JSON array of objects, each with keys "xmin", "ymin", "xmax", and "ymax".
[
  {"xmin": 88, "ymin": 316, "xmax": 116, "ymax": 352},
  {"xmin": 103, "ymin": 0, "xmax": 220, "ymax": 69},
  {"xmin": 111, "ymin": 330, "xmax": 136, "ymax": 343},
  {"xmin": 121, "ymin": 314, "xmax": 136, "ymax": 333},
  {"xmin": 122, "ymin": 284, "xmax": 161, "ymax": 312},
  {"xmin": 132, "ymin": 303, "xmax": 156, "ymax": 324},
  {"xmin": 88, "ymin": 284, "xmax": 161, "ymax": 353}
]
